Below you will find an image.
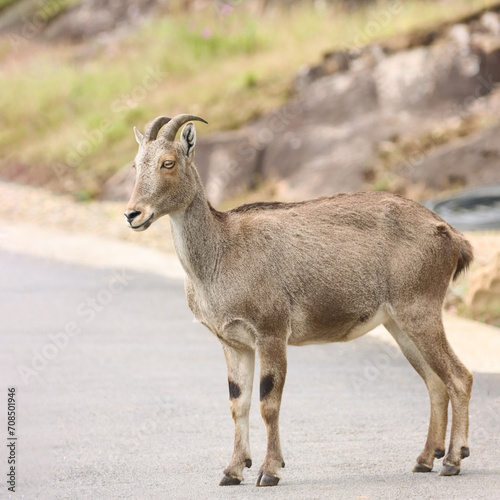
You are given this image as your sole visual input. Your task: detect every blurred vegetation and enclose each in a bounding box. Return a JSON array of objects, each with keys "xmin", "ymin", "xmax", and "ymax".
[
  {"xmin": 0, "ymin": 0, "xmax": 16, "ymax": 11},
  {"xmin": 0, "ymin": 0, "xmax": 499, "ymax": 198},
  {"xmin": 35, "ymin": 0, "xmax": 80, "ymax": 20},
  {"xmin": 463, "ymin": 305, "xmax": 500, "ymax": 328}
]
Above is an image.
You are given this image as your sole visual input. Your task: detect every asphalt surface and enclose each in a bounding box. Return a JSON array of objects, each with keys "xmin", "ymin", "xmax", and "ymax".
[{"xmin": 1, "ymin": 250, "xmax": 499, "ymax": 500}]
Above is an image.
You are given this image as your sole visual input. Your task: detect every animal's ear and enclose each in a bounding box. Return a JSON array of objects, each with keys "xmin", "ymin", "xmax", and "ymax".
[
  {"xmin": 134, "ymin": 126, "xmax": 144, "ymax": 145},
  {"xmin": 180, "ymin": 122, "xmax": 196, "ymax": 159}
]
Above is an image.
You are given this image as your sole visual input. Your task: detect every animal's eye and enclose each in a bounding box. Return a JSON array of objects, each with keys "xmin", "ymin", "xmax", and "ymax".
[{"xmin": 161, "ymin": 160, "xmax": 175, "ymax": 170}]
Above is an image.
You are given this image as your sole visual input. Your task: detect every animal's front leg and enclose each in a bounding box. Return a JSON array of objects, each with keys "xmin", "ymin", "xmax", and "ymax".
[
  {"xmin": 256, "ymin": 338, "xmax": 287, "ymax": 487},
  {"xmin": 219, "ymin": 344, "xmax": 255, "ymax": 486}
]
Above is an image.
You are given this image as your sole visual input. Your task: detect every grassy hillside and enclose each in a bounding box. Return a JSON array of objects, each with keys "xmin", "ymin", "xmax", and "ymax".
[{"xmin": 0, "ymin": 0, "xmax": 499, "ymax": 199}]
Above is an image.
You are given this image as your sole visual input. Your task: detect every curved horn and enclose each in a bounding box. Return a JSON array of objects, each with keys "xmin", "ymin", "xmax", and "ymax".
[
  {"xmin": 143, "ymin": 116, "xmax": 172, "ymax": 142},
  {"xmin": 159, "ymin": 114, "xmax": 208, "ymax": 142}
]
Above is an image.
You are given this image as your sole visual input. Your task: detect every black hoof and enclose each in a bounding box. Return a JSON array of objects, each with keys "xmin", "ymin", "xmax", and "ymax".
[
  {"xmin": 439, "ymin": 464, "xmax": 460, "ymax": 476},
  {"xmin": 434, "ymin": 449, "xmax": 445, "ymax": 459},
  {"xmin": 461, "ymin": 447, "xmax": 470, "ymax": 459},
  {"xmin": 256, "ymin": 471, "xmax": 280, "ymax": 487},
  {"xmin": 219, "ymin": 474, "xmax": 241, "ymax": 486},
  {"xmin": 413, "ymin": 463, "xmax": 432, "ymax": 473},
  {"xmin": 245, "ymin": 458, "xmax": 252, "ymax": 468}
]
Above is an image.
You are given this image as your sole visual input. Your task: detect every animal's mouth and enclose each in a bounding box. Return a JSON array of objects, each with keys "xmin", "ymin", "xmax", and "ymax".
[{"xmin": 130, "ymin": 213, "xmax": 154, "ymax": 231}]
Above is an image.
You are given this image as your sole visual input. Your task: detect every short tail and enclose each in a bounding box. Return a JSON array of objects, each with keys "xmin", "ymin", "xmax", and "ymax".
[{"xmin": 453, "ymin": 238, "xmax": 474, "ymax": 281}]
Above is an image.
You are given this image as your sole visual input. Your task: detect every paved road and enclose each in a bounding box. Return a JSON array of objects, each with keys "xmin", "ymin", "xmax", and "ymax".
[{"xmin": 0, "ymin": 251, "xmax": 499, "ymax": 499}]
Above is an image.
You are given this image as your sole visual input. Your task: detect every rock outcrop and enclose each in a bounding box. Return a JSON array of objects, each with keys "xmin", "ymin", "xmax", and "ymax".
[
  {"xmin": 103, "ymin": 7, "xmax": 500, "ymax": 204},
  {"xmin": 405, "ymin": 123, "xmax": 500, "ymax": 192},
  {"xmin": 467, "ymin": 252, "xmax": 500, "ymax": 315}
]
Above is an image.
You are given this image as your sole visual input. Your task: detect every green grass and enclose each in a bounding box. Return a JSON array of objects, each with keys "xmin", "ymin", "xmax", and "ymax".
[
  {"xmin": 0, "ymin": 0, "xmax": 16, "ymax": 12},
  {"xmin": 1, "ymin": 0, "xmax": 499, "ymax": 197},
  {"xmin": 35, "ymin": 0, "xmax": 81, "ymax": 20}
]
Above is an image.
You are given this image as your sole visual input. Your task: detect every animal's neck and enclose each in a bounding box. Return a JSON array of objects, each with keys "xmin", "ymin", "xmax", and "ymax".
[{"xmin": 169, "ymin": 176, "xmax": 224, "ymax": 282}]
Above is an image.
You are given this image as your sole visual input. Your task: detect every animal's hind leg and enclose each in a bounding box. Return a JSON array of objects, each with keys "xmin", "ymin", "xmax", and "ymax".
[
  {"xmin": 389, "ymin": 309, "xmax": 473, "ymax": 476},
  {"xmin": 384, "ymin": 318, "xmax": 449, "ymax": 472}
]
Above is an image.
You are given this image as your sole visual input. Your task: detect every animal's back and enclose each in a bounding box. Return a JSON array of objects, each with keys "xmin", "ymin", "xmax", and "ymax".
[{"xmin": 227, "ymin": 191, "xmax": 464, "ymax": 277}]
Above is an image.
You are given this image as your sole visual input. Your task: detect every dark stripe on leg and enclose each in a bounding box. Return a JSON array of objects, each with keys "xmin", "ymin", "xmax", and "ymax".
[
  {"xmin": 260, "ymin": 374, "xmax": 274, "ymax": 401},
  {"xmin": 228, "ymin": 379, "xmax": 241, "ymax": 399}
]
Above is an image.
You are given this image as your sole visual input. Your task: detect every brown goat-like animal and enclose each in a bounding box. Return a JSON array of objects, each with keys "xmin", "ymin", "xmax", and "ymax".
[{"xmin": 125, "ymin": 114, "xmax": 474, "ymax": 486}]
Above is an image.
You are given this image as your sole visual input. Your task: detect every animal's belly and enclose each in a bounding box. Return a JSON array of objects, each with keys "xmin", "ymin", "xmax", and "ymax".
[{"xmin": 287, "ymin": 307, "xmax": 388, "ymax": 346}]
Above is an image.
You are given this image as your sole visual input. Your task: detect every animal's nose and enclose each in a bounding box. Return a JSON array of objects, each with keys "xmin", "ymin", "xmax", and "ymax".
[{"xmin": 124, "ymin": 210, "xmax": 141, "ymax": 223}]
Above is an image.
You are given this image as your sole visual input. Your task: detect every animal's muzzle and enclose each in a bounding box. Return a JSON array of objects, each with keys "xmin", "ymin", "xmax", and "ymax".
[{"xmin": 124, "ymin": 210, "xmax": 141, "ymax": 224}]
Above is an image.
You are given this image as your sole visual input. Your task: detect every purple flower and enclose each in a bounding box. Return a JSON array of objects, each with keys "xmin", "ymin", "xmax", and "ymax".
[
  {"xmin": 201, "ymin": 27, "xmax": 213, "ymax": 39},
  {"xmin": 220, "ymin": 4, "xmax": 234, "ymax": 16}
]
